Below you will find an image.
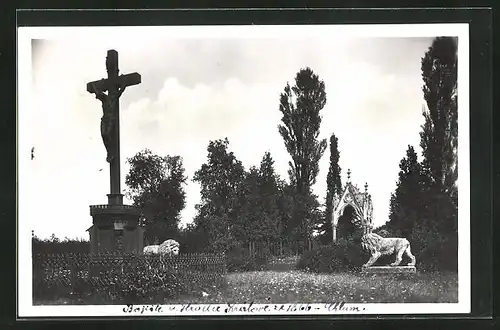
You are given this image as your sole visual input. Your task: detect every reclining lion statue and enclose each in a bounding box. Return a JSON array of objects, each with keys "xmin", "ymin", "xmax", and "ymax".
[
  {"xmin": 158, "ymin": 239, "xmax": 180, "ymax": 255},
  {"xmin": 143, "ymin": 239, "xmax": 180, "ymax": 256},
  {"xmin": 360, "ymin": 232, "xmax": 416, "ymax": 268}
]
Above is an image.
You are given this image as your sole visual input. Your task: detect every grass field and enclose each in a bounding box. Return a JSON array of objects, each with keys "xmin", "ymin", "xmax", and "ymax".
[
  {"xmin": 165, "ymin": 270, "xmax": 458, "ymax": 304},
  {"xmin": 35, "ymin": 269, "xmax": 458, "ymax": 305}
]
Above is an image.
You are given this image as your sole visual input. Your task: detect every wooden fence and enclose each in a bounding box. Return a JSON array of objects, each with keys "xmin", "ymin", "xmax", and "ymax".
[
  {"xmin": 35, "ymin": 252, "xmax": 225, "ymax": 271},
  {"xmin": 33, "ymin": 252, "xmax": 227, "ymax": 303},
  {"xmin": 245, "ymin": 239, "xmax": 316, "ymax": 257}
]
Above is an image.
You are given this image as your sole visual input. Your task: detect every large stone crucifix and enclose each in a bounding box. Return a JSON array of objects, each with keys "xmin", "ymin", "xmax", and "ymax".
[{"xmin": 86, "ymin": 50, "xmax": 141, "ymax": 205}]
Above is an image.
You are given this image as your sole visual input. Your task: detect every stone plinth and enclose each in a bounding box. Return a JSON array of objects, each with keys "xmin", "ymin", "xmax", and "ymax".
[
  {"xmin": 87, "ymin": 203, "xmax": 144, "ymax": 255},
  {"xmin": 361, "ymin": 266, "xmax": 416, "ymax": 274}
]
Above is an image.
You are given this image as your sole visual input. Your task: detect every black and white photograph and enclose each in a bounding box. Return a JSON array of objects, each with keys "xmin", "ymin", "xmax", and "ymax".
[{"xmin": 17, "ymin": 23, "xmax": 470, "ymax": 317}]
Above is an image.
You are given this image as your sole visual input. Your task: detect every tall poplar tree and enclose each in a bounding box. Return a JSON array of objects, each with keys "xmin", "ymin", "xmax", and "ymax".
[
  {"xmin": 278, "ymin": 67, "xmax": 328, "ymax": 194},
  {"xmin": 318, "ymin": 133, "xmax": 342, "ymax": 244},
  {"xmin": 278, "ymin": 67, "xmax": 328, "ymax": 241},
  {"xmin": 386, "ymin": 37, "xmax": 459, "ymax": 271},
  {"xmin": 419, "ymin": 36, "xmax": 458, "ymax": 237},
  {"xmin": 420, "ymin": 36, "xmax": 458, "ymax": 198}
]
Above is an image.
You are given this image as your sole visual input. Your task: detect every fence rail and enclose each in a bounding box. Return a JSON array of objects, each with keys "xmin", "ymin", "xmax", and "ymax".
[
  {"xmin": 34, "ymin": 252, "xmax": 226, "ymax": 267},
  {"xmin": 34, "ymin": 252, "xmax": 226, "ymax": 276}
]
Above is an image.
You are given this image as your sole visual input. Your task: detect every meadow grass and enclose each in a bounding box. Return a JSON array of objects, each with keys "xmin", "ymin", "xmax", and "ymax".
[
  {"xmin": 35, "ymin": 269, "xmax": 458, "ymax": 305},
  {"xmin": 165, "ymin": 270, "xmax": 458, "ymax": 304}
]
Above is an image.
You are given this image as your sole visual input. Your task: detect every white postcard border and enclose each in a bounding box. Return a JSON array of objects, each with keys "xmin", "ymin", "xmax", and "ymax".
[{"xmin": 17, "ymin": 23, "xmax": 470, "ymax": 317}]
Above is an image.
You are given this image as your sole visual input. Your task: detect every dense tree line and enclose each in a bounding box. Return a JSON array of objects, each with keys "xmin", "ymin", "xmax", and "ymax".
[
  {"xmin": 120, "ymin": 37, "xmax": 458, "ymax": 273},
  {"xmin": 32, "ymin": 233, "xmax": 90, "ymax": 255},
  {"xmin": 181, "ymin": 139, "xmax": 293, "ymax": 253}
]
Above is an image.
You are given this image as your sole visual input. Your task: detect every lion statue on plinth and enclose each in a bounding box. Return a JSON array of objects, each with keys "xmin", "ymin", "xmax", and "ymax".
[{"xmin": 360, "ymin": 232, "xmax": 416, "ymax": 268}]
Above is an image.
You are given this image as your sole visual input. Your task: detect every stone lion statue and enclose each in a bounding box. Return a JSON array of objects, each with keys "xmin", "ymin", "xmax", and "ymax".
[
  {"xmin": 159, "ymin": 239, "xmax": 180, "ymax": 256},
  {"xmin": 360, "ymin": 232, "xmax": 416, "ymax": 268},
  {"xmin": 143, "ymin": 244, "xmax": 160, "ymax": 255},
  {"xmin": 143, "ymin": 239, "xmax": 180, "ymax": 256}
]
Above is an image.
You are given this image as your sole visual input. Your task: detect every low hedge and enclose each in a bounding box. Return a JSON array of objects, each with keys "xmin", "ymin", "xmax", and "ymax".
[
  {"xmin": 225, "ymin": 247, "xmax": 270, "ymax": 272},
  {"xmin": 296, "ymin": 239, "xmax": 369, "ymax": 273}
]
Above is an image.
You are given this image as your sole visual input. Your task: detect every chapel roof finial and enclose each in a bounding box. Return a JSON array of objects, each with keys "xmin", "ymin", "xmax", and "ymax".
[
  {"xmin": 347, "ymin": 168, "xmax": 351, "ymax": 182},
  {"xmin": 365, "ymin": 182, "xmax": 368, "ymax": 193}
]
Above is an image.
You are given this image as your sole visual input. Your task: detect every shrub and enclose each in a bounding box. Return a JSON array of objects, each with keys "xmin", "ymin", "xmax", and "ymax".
[
  {"xmin": 335, "ymin": 238, "xmax": 368, "ymax": 269},
  {"xmin": 296, "ymin": 239, "xmax": 368, "ymax": 273},
  {"xmin": 35, "ymin": 264, "xmax": 193, "ymax": 304},
  {"xmin": 417, "ymin": 235, "xmax": 458, "ymax": 272},
  {"xmin": 267, "ymin": 255, "xmax": 299, "ymax": 271},
  {"xmin": 178, "ymin": 224, "xmax": 209, "ymax": 254},
  {"xmin": 296, "ymin": 245, "xmax": 342, "ymax": 273}
]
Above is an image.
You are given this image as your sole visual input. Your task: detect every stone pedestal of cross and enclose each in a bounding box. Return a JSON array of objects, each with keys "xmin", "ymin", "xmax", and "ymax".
[{"xmin": 85, "ymin": 50, "xmax": 145, "ymax": 255}]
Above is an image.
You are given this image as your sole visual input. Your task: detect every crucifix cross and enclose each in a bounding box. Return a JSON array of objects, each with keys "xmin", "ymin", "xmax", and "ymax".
[{"xmin": 86, "ymin": 49, "xmax": 141, "ymax": 205}]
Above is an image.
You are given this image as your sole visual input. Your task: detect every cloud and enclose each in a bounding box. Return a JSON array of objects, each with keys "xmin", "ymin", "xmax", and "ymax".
[{"xmin": 120, "ymin": 76, "xmax": 288, "ymax": 226}]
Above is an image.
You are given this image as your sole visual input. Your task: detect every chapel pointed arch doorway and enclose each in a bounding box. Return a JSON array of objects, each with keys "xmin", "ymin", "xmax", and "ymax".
[
  {"xmin": 331, "ymin": 169, "xmax": 374, "ymax": 242},
  {"xmin": 336, "ymin": 204, "xmax": 359, "ymax": 240}
]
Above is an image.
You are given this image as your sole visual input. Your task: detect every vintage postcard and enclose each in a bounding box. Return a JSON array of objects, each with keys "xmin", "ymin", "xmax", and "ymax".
[{"xmin": 17, "ymin": 23, "xmax": 470, "ymax": 318}]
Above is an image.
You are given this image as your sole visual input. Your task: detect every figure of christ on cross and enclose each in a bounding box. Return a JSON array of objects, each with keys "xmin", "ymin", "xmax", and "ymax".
[
  {"xmin": 87, "ymin": 50, "xmax": 141, "ymax": 203},
  {"xmin": 92, "ymin": 84, "xmax": 126, "ymax": 163}
]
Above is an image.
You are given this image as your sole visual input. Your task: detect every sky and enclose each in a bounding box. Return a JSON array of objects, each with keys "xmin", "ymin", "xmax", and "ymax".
[{"xmin": 21, "ymin": 26, "xmax": 444, "ymax": 240}]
